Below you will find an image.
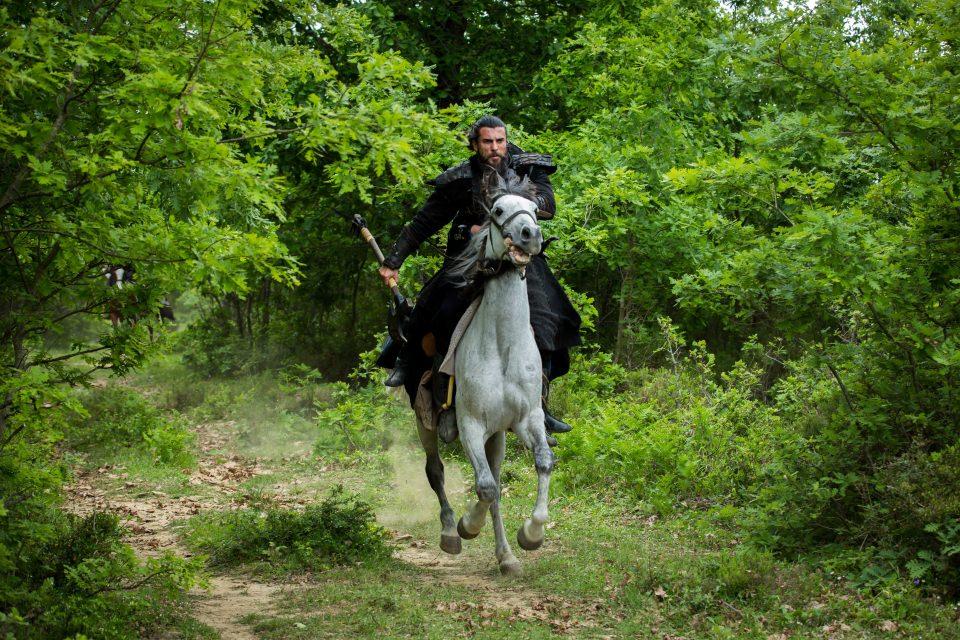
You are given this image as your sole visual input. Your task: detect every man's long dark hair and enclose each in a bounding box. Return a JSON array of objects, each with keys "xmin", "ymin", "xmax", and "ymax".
[{"xmin": 466, "ymin": 115, "xmax": 507, "ymax": 148}]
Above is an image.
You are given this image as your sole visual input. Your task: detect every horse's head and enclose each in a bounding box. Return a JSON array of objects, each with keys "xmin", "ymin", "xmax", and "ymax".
[
  {"xmin": 482, "ymin": 168, "xmax": 543, "ymax": 269},
  {"xmin": 447, "ymin": 168, "xmax": 545, "ymax": 287}
]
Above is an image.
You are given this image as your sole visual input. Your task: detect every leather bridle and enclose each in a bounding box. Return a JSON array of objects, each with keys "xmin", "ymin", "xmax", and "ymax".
[{"xmin": 477, "ymin": 196, "xmax": 540, "ymax": 277}]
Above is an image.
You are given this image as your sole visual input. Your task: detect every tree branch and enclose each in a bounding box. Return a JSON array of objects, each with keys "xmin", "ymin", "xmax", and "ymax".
[
  {"xmin": 30, "ymin": 345, "xmax": 109, "ymax": 367},
  {"xmin": 3, "ymin": 228, "xmax": 190, "ymax": 264},
  {"xmin": 218, "ymin": 124, "xmax": 310, "ymax": 144},
  {"xmin": 774, "ymin": 20, "xmax": 921, "ymax": 173}
]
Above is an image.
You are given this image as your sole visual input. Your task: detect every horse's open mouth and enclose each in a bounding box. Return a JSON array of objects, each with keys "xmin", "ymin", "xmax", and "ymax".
[{"xmin": 508, "ymin": 244, "xmax": 531, "ymax": 266}]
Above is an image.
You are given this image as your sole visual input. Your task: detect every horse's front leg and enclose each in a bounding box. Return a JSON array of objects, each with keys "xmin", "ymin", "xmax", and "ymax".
[
  {"xmin": 486, "ymin": 430, "xmax": 521, "ymax": 576},
  {"xmin": 416, "ymin": 414, "xmax": 460, "ymax": 555},
  {"xmin": 516, "ymin": 407, "xmax": 555, "ymax": 551},
  {"xmin": 457, "ymin": 419, "xmax": 495, "ymax": 541}
]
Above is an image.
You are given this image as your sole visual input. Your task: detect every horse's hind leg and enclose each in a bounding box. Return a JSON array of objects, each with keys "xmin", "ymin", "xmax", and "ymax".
[
  {"xmin": 416, "ymin": 415, "xmax": 460, "ymax": 555},
  {"xmin": 517, "ymin": 411, "xmax": 555, "ymax": 551},
  {"xmin": 486, "ymin": 430, "xmax": 521, "ymax": 576}
]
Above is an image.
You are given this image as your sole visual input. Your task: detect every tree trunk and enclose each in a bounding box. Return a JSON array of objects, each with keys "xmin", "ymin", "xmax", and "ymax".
[
  {"xmin": 434, "ymin": 4, "xmax": 467, "ymax": 107},
  {"xmin": 613, "ymin": 235, "xmax": 635, "ymax": 365}
]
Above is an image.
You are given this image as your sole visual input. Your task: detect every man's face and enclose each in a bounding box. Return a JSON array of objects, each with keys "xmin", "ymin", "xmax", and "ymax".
[{"xmin": 473, "ymin": 126, "xmax": 507, "ymax": 167}]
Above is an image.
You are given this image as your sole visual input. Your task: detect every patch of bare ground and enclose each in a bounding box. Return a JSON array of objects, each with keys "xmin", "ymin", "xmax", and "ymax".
[
  {"xmin": 391, "ymin": 532, "xmax": 611, "ymax": 634},
  {"xmin": 190, "ymin": 576, "xmax": 285, "ymax": 640},
  {"xmin": 63, "ymin": 420, "xmax": 294, "ymax": 638}
]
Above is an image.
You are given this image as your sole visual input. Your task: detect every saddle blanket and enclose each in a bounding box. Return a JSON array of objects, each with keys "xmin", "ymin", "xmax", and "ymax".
[{"xmin": 439, "ymin": 296, "xmax": 483, "ymax": 376}]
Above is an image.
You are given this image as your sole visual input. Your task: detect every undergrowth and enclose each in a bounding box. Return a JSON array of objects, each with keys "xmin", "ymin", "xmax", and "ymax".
[
  {"xmin": 550, "ymin": 339, "xmax": 960, "ymax": 598},
  {"xmin": 68, "ymin": 385, "xmax": 195, "ymax": 469},
  {"xmin": 1, "ymin": 510, "xmax": 199, "ymax": 639},
  {"xmin": 0, "ymin": 372, "xmax": 200, "ymax": 639},
  {"xmin": 183, "ymin": 486, "xmax": 389, "ymax": 573}
]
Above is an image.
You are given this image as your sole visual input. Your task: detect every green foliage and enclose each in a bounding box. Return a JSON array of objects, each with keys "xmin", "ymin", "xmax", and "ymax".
[
  {"xmin": 554, "ymin": 347, "xmax": 791, "ymax": 515},
  {"xmin": 350, "ymin": 0, "xmax": 586, "ymax": 118},
  {"xmin": 1, "ymin": 509, "xmax": 199, "ymax": 640},
  {"xmin": 314, "ymin": 382, "xmax": 409, "ymax": 454},
  {"xmin": 68, "ymin": 386, "xmax": 195, "ymax": 468},
  {"xmin": 555, "ymin": 334, "xmax": 960, "ymax": 594},
  {"xmin": 184, "ymin": 487, "xmax": 388, "ymax": 572}
]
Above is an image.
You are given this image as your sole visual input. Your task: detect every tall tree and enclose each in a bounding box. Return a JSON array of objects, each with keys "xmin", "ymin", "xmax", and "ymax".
[{"xmin": 0, "ymin": 0, "xmax": 448, "ymax": 435}]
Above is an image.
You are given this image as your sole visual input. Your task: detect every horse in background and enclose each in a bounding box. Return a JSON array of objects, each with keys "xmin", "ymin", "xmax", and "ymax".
[
  {"xmin": 413, "ymin": 169, "xmax": 555, "ymax": 576},
  {"xmin": 103, "ymin": 264, "xmax": 176, "ymax": 332}
]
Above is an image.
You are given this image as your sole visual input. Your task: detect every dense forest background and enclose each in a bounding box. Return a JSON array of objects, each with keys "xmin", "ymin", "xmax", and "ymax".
[{"xmin": 2, "ymin": 0, "xmax": 958, "ymax": 636}]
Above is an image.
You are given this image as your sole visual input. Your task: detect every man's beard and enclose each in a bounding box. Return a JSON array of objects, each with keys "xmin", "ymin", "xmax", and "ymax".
[{"xmin": 480, "ymin": 151, "xmax": 508, "ymax": 175}]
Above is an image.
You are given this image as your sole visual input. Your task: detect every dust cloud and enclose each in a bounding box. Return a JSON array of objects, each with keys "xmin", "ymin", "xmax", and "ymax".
[{"xmin": 377, "ymin": 444, "xmax": 467, "ymax": 527}]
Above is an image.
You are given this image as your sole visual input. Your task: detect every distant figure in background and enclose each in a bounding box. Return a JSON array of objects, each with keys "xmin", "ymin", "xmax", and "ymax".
[
  {"xmin": 103, "ymin": 264, "xmax": 176, "ymax": 331},
  {"xmin": 104, "ymin": 264, "xmax": 135, "ymax": 327}
]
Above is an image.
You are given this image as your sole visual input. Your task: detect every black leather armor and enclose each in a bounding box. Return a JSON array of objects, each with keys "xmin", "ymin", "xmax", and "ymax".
[{"xmin": 382, "ymin": 144, "xmax": 557, "ymax": 269}]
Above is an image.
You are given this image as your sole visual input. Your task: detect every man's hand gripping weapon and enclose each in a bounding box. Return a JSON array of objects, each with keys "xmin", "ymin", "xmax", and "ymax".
[{"xmin": 350, "ymin": 214, "xmax": 413, "ymax": 344}]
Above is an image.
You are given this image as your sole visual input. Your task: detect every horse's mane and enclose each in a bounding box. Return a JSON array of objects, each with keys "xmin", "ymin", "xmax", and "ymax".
[
  {"xmin": 446, "ymin": 170, "xmax": 537, "ymax": 289},
  {"xmin": 483, "ymin": 168, "xmax": 537, "ymax": 204},
  {"xmin": 446, "ymin": 220, "xmax": 493, "ymax": 289}
]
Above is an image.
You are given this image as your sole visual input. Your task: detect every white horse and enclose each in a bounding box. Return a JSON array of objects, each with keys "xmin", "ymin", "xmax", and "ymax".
[{"xmin": 415, "ymin": 169, "xmax": 555, "ymax": 576}]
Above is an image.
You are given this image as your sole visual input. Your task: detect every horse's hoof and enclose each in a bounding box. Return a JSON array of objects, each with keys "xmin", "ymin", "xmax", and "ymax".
[
  {"xmin": 517, "ymin": 521, "xmax": 544, "ymax": 551},
  {"xmin": 457, "ymin": 517, "xmax": 479, "ymax": 540},
  {"xmin": 499, "ymin": 558, "xmax": 523, "ymax": 577},
  {"xmin": 440, "ymin": 534, "xmax": 462, "ymax": 555}
]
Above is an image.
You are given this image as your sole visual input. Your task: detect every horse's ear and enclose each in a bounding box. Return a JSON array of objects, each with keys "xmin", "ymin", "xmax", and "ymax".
[
  {"xmin": 518, "ymin": 174, "xmax": 534, "ymax": 196},
  {"xmin": 481, "ymin": 165, "xmax": 507, "ymax": 206}
]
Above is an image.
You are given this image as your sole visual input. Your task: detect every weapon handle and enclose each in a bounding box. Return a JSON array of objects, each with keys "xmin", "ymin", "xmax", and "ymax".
[
  {"xmin": 357, "ymin": 221, "xmax": 403, "ymax": 300},
  {"xmin": 359, "ymin": 227, "xmax": 387, "ymax": 265}
]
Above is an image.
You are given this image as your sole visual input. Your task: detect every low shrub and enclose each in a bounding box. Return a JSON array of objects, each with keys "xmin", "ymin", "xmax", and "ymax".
[
  {"xmin": 68, "ymin": 386, "xmax": 195, "ymax": 468},
  {"xmin": 184, "ymin": 487, "xmax": 388, "ymax": 572},
  {"xmin": 314, "ymin": 382, "xmax": 410, "ymax": 454},
  {"xmin": 2, "ymin": 510, "xmax": 199, "ymax": 640},
  {"xmin": 553, "ymin": 347, "xmax": 790, "ymax": 515}
]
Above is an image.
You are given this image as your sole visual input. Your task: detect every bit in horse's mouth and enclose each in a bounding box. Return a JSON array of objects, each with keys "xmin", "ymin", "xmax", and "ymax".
[{"xmin": 508, "ymin": 244, "xmax": 531, "ymax": 266}]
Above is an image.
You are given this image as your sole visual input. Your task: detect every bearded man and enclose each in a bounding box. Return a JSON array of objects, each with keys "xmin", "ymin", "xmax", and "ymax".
[{"xmin": 376, "ymin": 115, "xmax": 581, "ymax": 438}]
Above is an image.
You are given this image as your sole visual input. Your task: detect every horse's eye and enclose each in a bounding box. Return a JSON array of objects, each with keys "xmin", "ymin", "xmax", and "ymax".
[{"xmin": 493, "ymin": 208, "xmax": 502, "ymax": 215}]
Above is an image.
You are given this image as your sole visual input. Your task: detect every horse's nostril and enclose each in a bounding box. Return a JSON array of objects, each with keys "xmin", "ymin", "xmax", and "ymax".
[{"xmin": 521, "ymin": 226, "xmax": 532, "ymax": 240}]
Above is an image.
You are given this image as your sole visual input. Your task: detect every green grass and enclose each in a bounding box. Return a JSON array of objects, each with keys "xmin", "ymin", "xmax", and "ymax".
[
  {"xmin": 64, "ymin": 358, "xmax": 960, "ymax": 639},
  {"xmin": 242, "ymin": 558, "xmax": 581, "ymax": 640}
]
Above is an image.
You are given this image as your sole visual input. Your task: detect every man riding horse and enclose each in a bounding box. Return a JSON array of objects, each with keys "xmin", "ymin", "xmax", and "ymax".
[{"xmin": 376, "ymin": 116, "xmax": 581, "ymax": 439}]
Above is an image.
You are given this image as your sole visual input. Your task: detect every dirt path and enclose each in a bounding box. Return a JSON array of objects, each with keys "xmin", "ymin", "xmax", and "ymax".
[
  {"xmin": 65, "ymin": 419, "xmax": 289, "ymax": 638},
  {"xmin": 65, "ymin": 412, "xmax": 599, "ymax": 637}
]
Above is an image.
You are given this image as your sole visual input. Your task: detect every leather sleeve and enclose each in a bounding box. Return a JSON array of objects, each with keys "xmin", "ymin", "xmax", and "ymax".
[
  {"xmin": 528, "ymin": 165, "xmax": 556, "ymax": 220},
  {"xmin": 382, "ymin": 226, "xmax": 418, "ymax": 269},
  {"xmin": 512, "ymin": 152, "xmax": 557, "ymax": 219},
  {"xmin": 382, "ymin": 184, "xmax": 462, "ymax": 268}
]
